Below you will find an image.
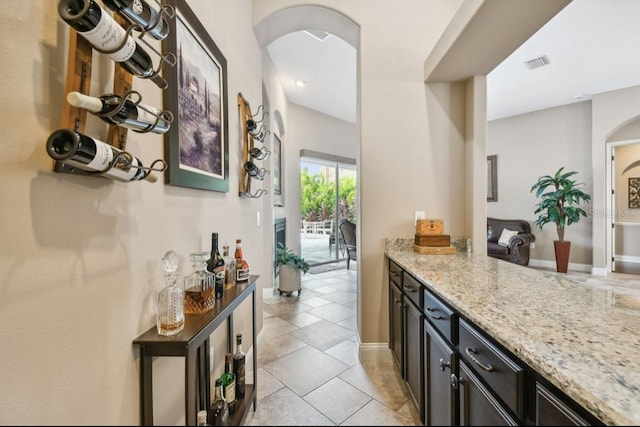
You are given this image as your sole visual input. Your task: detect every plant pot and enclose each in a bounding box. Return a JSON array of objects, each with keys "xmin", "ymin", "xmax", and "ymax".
[
  {"xmin": 278, "ymin": 264, "xmax": 301, "ymax": 296},
  {"xmin": 553, "ymin": 240, "xmax": 571, "ymax": 273}
]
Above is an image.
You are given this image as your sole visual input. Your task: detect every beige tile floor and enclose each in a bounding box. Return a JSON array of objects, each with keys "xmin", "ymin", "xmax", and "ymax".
[{"xmin": 243, "ymin": 262, "xmax": 422, "ymax": 426}]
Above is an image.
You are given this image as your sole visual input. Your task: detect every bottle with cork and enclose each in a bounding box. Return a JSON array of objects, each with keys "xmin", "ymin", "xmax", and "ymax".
[{"xmin": 234, "ymin": 239, "xmax": 250, "ymax": 282}]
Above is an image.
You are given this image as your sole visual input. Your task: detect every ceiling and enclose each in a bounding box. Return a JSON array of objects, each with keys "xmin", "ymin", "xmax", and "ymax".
[{"xmin": 265, "ymin": 0, "xmax": 640, "ymax": 123}]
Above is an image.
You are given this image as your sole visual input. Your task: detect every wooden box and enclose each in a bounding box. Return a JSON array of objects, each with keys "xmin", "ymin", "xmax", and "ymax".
[
  {"xmin": 416, "ymin": 219, "xmax": 444, "ymax": 235},
  {"xmin": 413, "ymin": 244, "xmax": 456, "ymax": 255},
  {"xmin": 415, "ymin": 234, "xmax": 451, "ymax": 247}
]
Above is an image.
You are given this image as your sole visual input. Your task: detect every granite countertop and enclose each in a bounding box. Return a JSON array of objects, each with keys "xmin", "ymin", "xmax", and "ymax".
[{"xmin": 385, "ymin": 238, "xmax": 640, "ymax": 426}]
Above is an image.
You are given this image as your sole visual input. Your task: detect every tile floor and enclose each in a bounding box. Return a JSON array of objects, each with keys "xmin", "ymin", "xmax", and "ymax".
[{"xmin": 243, "ymin": 262, "xmax": 422, "ymax": 426}]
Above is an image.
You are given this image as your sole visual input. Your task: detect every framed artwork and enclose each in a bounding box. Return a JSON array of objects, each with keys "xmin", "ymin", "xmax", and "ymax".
[
  {"xmin": 487, "ymin": 155, "xmax": 498, "ymax": 202},
  {"xmin": 273, "ymin": 134, "xmax": 282, "ymax": 195},
  {"xmin": 629, "ymin": 177, "xmax": 640, "ymax": 208},
  {"xmin": 163, "ymin": 0, "xmax": 229, "ymax": 192}
]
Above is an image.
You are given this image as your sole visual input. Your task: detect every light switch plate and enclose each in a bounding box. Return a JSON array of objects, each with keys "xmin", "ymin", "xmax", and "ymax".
[{"xmin": 414, "ymin": 211, "xmax": 425, "ymax": 225}]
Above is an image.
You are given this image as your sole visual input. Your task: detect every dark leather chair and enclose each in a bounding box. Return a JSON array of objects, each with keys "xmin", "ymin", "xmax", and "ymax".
[
  {"xmin": 339, "ymin": 219, "xmax": 357, "ymax": 269},
  {"xmin": 487, "ymin": 217, "xmax": 535, "ymax": 266}
]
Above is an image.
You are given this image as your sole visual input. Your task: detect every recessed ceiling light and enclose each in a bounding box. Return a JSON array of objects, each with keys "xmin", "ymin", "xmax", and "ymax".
[{"xmin": 295, "ymin": 80, "xmax": 306, "ymax": 87}]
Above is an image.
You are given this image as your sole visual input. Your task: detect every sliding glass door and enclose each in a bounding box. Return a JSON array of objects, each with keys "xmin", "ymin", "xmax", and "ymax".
[{"xmin": 300, "ymin": 156, "xmax": 356, "ymax": 266}]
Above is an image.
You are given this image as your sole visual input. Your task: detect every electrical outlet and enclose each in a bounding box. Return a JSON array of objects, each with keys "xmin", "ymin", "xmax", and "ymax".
[
  {"xmin": 530, "ymin": 242, "xmax": 536, "ymax": 249},
  {"xmin": 257, "ymin": 211, "xmax": 261, "ymax": 226},
  {"xmin": 414, "ymin": 211, "xmax": 425, "ymax": 225}
]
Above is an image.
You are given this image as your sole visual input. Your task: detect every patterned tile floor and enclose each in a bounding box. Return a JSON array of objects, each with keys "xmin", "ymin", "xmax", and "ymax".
[{"xmin": 243, "ymin": 263, "xmax": 421, "ymax": 426}]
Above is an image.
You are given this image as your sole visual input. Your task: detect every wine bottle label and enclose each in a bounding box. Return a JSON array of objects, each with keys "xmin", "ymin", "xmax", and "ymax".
[
  {"xmin": 137, "ymin": 103, "xmax": 163, "ymax": 127},
  {"xmin": 64, "ymin": 139, "xmax": 142, "ymax": 181},
  {"xmin": 80, "ymin": 11, "xmax": 136, "ymax": 63}
]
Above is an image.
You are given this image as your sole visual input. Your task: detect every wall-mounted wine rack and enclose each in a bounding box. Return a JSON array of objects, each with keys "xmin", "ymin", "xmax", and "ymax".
[
  {"xmin": 53, "ymin": 11, "xmax": 174, "ymax": 183},
  {"xmin": 238, "ymin": 93, "xmax": 270, "ymax": 198}
]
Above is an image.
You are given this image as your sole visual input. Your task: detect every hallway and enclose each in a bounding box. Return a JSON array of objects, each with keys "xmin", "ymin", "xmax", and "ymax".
[{"xmin": 244, "ymin": 264, "xmax": 421, "ymax": 426}]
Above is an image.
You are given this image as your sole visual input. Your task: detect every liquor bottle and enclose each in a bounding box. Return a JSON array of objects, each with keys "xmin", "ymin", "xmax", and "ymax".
[
  {"xmin": 46, "ymin": 128, "xmax": 150, "ymax": 182},
  {"xmin": 156, "ymin": 250, "xmax": 184, "ymax": 336},
  {"xmin": 234, "ymin": 239, "xmax": 250, "ymax": 282},
  {"xmin": 196, "ymin": 409, "xmax": 209, "ymax": 426},
  {"xmin": 208, "ymin": 379, "xmax": 229, "ymax": 426},
  {"xmin": 222, "ymin": 244, "xmax": 236, "ymax": 290},
  {"xmin": 101, "ymin": 0, "xmax": 168, "ymax": 40},
  {"xmin": 206, "ymin": 233, "xmax": 225, "ymax": 299},
  {"xmin": 183, "ymin": 252, "xmax": 216, "ymax": 314},
  {"xmin": 58, "ymin": 0, "xmax": 167, "ymax": 89},
  {"xmin": 233, "ymin": 333, "xmax": 246, "ymax": 399},
  {"xmin": 220, "ymin": 353, "xmax": 236, "ymax": 415},
  {"xmin": 66, "ymin": 91, "xmax": 170, "ymax": 134}
]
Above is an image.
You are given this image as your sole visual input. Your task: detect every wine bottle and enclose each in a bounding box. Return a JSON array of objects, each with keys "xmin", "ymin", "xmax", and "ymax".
[
  {"xmin": 101, "ymin": 0, "xmax": 168, "ymax": 40},
  {"xmin": 208, "ymin": 379, "xmax": 229, "ymax": 426},
  {"xmin": 58, "ymin": 0, "xmax": 167, "ymax": 89},
  {"xmin": 206, "ymin": 233, "xmax": 225, "ymax": 299},
  {"xmin": 46, "ymin": 128, "xmax": 151, "ymax": 182},
  {"xmin": 220, "ymin": 353, "xmax": 236, "ymax": 415},
  {"xmin": 67, "ymin": 91, "xmax": 170, "ymax": 134},
  {"xmin": 233, "ymin": 333, "xmax": 246, "ymax": 399}
]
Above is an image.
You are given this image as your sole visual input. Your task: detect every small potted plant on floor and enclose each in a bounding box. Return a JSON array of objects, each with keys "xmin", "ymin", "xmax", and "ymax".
[
  {"xmin": 275, "ymin": 243, "xmax": 310, "ymax": 296},
  {"xmin": 530, "ymin": 167, "xmax": 591, "ymax": 273}
]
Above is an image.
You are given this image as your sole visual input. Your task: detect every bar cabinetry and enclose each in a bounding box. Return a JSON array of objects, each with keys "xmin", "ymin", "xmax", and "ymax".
[{"xmin": 133, "ymin": 275, "xmax": 259, "ymax": 425}]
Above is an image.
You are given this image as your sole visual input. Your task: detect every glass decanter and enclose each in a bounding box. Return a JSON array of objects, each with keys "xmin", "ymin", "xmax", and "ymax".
[
  {"xmin": 157, "ymin": 250, "xmax": 185, "ymax": 336},
  {"xmin": 183, "ymin": 252, "xmax": 216, "ymax": 314}
]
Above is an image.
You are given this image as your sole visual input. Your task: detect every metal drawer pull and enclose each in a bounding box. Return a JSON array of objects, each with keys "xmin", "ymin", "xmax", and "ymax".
[
  {"xmin": 425, "ymin": 307, "xmax": 443, "ymax": 319},
  {"xmin": 390, "ymin": 271, "xmax": 399, "ymax": 276},
  {"xmin": 465, "ymin": 347, "xmax": 494, "ymax": 372},
  {"xmin": 403, "ymin": 285, "xmax": 417, "ymax": 293},
  {"xmin": 439, "ymin": 358, "xmax": 450, "ymax": 371}
]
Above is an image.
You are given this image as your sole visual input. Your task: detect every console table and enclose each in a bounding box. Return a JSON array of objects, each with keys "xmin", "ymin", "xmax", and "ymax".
[{"xmin": 133, "ymin": 275, "xmax": 258, "ymax": 426}]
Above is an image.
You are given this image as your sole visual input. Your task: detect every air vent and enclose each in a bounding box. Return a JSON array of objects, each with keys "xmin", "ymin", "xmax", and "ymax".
[
  {"xmin": 524, "ymin": 55, "xmax": 551, "ymax": 70},
  {"xmin": 303, "ymin": 29, "xmax": 332, "ymax": 41}
]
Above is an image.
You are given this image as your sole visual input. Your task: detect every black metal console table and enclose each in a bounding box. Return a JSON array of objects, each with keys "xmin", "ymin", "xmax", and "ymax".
[{"xmin": 133, "ymin": 275, "xmax": 258, "ymax": 426}]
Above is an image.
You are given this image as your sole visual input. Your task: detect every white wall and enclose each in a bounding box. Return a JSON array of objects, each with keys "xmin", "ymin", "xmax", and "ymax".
[
  {"xmin": 488, "ymin": 102, "xmax": 593, "ymax": 266},
  {"xmin": 0, "ymin": 0, "xmax": 265, "ymax": 424}
]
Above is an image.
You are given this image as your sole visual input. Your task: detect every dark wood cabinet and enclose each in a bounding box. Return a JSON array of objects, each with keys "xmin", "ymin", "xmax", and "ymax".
[
  {"xmin": 405, "ymin": 296, "xmax": 423, "ymax": 419},
  {"xmin": 459, "ymin": 361, "xmax": 518, "ymax": 426},
  {"xmin": 389, "ymin": 281, "xmax": 404, "ymax": 373},
  {"xmin": 536, "ymin": 382, "xmax": 590, "ymax": 426},
  {"xmin": 424, "ymin": 319, "xmax": 457, "ymax": 426}
]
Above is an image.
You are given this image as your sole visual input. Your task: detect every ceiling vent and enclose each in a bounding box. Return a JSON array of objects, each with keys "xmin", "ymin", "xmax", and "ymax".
[
  {"xmin": 304, "ymin": 29, "xmax": 332, "ymax": 42},
  {"xmin": 524, "ymin": 55, "xmax": 551, "ymax": 70}
]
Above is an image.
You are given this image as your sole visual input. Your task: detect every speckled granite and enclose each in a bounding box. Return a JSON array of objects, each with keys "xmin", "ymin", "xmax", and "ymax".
[{"xmin": 385, "ymin": 238, "xmax": 640, "ymax": 426}]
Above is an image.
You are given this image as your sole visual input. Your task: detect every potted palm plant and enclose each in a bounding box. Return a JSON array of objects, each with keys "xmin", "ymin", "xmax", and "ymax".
[
  {"xmin": 275, "ymin": 243, "xmax": 309, "ymax": 296},
  {"xmin": 530, "ymin": 167, "xmax": 591, "ymax": 273}
]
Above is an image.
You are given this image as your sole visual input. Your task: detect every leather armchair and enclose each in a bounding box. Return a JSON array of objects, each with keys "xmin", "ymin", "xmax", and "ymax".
[{"xmin": 487, "ymin": 217, "xmax": 535, "ymax": 266}]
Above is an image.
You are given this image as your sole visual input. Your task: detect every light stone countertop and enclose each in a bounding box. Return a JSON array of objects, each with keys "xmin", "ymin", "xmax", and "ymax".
[{"xmin": 385, "ymin": 238, "xmax": 640, "ymax": 426}]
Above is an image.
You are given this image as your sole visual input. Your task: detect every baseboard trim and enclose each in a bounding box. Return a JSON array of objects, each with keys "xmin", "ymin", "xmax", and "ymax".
[
  {"xmin": 358, "ymin": 341, "xmax": 393, "ymax": 362},
  {"xmin": 528, "ymin": 258, "xmax": 592, "ymax": 273}
]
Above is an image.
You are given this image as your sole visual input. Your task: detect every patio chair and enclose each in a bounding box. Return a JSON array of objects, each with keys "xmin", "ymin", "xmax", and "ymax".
[{"xmin": 338, "ymin": 219, "xmax": 357, "ymax": 269}]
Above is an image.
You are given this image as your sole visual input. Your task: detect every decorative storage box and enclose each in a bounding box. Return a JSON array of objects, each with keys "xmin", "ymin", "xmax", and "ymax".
[
  {"xmin": 416, "ymin": 219, "xmax": 444, "ymax": 235},
  {"xmin": 415, "ymin": 234, "xmax": 451, "ymax": 247}
]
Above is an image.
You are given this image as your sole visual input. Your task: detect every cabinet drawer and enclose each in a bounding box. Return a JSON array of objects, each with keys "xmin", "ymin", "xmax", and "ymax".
[
  {"xmin": 458, "ymin": 318, "xmax": 524, "ymax": 419},
  {"xmin": 389, "ymin": 259, "xmax": 403, "ymax": 287},
  {"xmin": 402, "ymin": 272, "xmax": 421, "ymax": 308},
  {"xmin": 424, "ymin": 288, "xmax": 457, "ymax": 345}
]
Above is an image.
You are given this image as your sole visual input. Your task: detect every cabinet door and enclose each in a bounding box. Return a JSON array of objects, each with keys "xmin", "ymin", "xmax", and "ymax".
[
  {"xmin": 389, "ymin": 282, "xmax": 404, "ymax": 374},
  {"xmin": 404, "ymin": 299, "xmax": 422, "ymax": 421},
  {"xmin": 424, "ymin": 320, "xmax": 457, "ymax": 426},
  {"xmin": 536, "ymin": 383, "xmax": 589, "ymax": 426},
  {"xmin": 459, "ymin": 361, "xmax": 518, "ymax": 426}
]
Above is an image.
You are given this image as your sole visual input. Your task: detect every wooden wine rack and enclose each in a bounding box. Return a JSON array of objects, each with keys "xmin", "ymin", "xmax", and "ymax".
[
  {"xmin": 55, "ymin": 13, "xmax": 169, "ymax": 182},
  {"xmin": 238, "ymin": 93, "xmax": 269, "ymax": 198}
]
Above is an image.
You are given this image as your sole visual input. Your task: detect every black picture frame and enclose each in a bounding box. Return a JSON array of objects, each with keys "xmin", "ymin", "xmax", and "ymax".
[
  {"xmin": 273, "ymin": 134, "xmax": 282, "ymax": 195},
  {"xmin": 629, "ymin": 177, "xmax": 640, "ymax": 208},
  {"xmin": 487, "ymin": 155, "xmax": 498, "ymax": 202},
  {"xmin": 163, "ymin": 0, "xmax": 229, "ymax": 192}
]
